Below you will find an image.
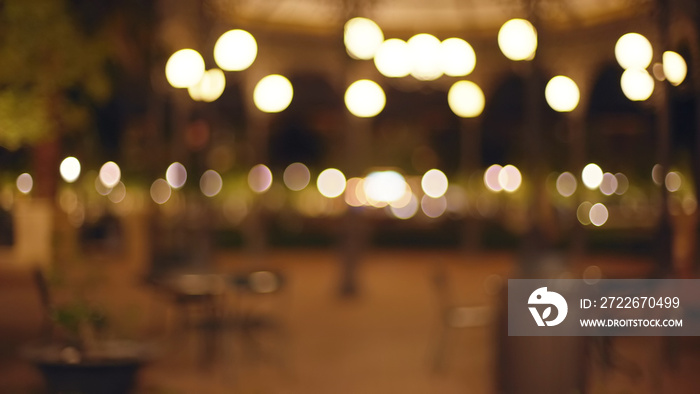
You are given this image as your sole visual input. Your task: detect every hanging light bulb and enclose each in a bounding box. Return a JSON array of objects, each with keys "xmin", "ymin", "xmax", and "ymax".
[
  {"xmin": 545, "ymin": 76, "xmax": 580, "ymax": 112},
  {"xmin": 165, "ymin": 49, "xmax": 205, "ymax": 88},
  {"xmin": 498, "ymin": 19, "xmax": 537, "ymax": 61},
  {"xmin": 344, "ymin": 17, "xmax": 384, "ymax": 60},
  {"xmin": 214, "ymin": 29, "xmax": 257, "ymax": 71}
]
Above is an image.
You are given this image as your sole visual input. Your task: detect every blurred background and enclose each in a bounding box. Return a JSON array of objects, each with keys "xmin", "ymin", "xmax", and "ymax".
[{"xmin": 0, "ymin": 0, "xmax": 699, "ymax": 393}]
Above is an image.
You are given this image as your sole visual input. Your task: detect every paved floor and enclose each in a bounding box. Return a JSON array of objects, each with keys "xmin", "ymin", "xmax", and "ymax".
[{"xmin": 0, "ymin": 249, "xmax": 698, "ymax": 393}]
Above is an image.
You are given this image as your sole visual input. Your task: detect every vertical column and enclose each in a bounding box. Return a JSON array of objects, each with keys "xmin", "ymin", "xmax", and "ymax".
[
  {"xmin": 337, "ymin": 54, "xmax": 372, "ymax": 297},
  {"xmin": 339, "ymin": 114, "xmax": 370, "ymax": 296},
  {"xmin": 521, "ymin": 60, "xmax": 550, "ymax": 267},
  {"xmin": 242, "ymin": 73, "xmax": 271, "ymax": 260},
  {"xmin": 654, "ymin": 0, "xmax": 673, "ymax": 276},
  {"xmin": 459, "ymin": 117, "xmax": 482, "ymax": 251},
  {"xmin": 568, "ymin": 111, "xmax": 587, "ymax": 260}
]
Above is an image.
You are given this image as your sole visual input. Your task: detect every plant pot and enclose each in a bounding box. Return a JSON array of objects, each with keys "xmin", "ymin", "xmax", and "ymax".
[{"xmin": 21, "ymin": 340, "xmax": 155, "ymax": 394}]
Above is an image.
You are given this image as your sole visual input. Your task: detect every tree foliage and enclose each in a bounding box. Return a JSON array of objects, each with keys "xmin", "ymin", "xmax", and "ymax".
[{"xmin": 0, "ymin": 0, "xmax": 111, "ymax": 150}]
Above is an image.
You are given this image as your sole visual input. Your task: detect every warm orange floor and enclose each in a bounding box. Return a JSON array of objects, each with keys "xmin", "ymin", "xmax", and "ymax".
[{"xmin": 0, "ymin": 248, "xmax": 698, "ymax": 393}]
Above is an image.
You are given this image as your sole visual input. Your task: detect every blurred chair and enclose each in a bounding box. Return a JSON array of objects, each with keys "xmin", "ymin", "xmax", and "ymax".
[
  {"xmin": 430, "ymin": 261, "xmax": 495, "ymax": 373},
  {"xmin": 146, "ymin": 271, "xmax": 226, "ymax": 368},
  {"xmin": 225, "ymin": 270, "xmax": 290, "ymax": 374}
]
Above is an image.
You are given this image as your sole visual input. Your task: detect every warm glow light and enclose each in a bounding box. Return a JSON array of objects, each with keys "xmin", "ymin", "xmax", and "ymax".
[
  {"xmin": 344, "ymin": 17, "xmax": 384, "ymax": 60},
  {"xmin": 652, "ymin": 63, "xmax": 665, "ymax": 81},
  {"xmin": 364, "ymin": 171, "xmax": 406, "ymax": 203},
  {"xmin": 599, "ymin": 173, "xmax": 618, "ymax": 196},
  {"xmin": 652, "ymin": 164, "xmax": 664, "ymax": 186},
  {"xmin": 188, "ymin": 68, "xmax": 226, "ymax": 102},
  {"xmin": 150, "ymin": 178, "xmax": 171, "ymax": 204},
  {"xmin": 577, "ymin": 201, "xmax": 593, "ymax": 225},
  {"xmin": 582, "ymin": 163, "xmax": 603, "ymax": 189},
  {"xmin": 108, "ymin": 182, "xmax": 126, "ymax": 204},
  {"xmin": 614, "ymin": 173, "xmax": 629, "ymax": 195},
  {"xmin": 448, "ymin": 80, "xmax": 485, "ymax": 118},
  {"xmin": 665, "ymin": 171, "xmax": 682, "ymax": 192},
  {"xmin": 589, "ymin": 203, "xmax": 609, "ymax": 227},
  {"xmin": 556, "ymin": 172, "xmax": 577, "ymax": 197},
  {"xmin": 615, "ymin": 33, "xmax": 653, "ymax": 70},
  {"xmin": 545, "ymin": 76, "xmax": 580, "ymax": 112},
  {"xmin": 663, "ymin": 51, "xmax": 687, "ymax": 86},
  {"xmin": 165, "ymin": 162, "xmax": 187, "ymax": 189},
  {"xmin": 344, "ymin": 177, "xmax": 366, "ymax": 207},
  {"xmin": 498, "ymin": 19, "xmax": 537, "ymax": 61},
  {"xmin": 445, "ymin": 185, "xmax": 467, "ymax": 215},
  {"xmin": 682, "ymin": 196, "xmax": 697, "ymax": 215},
  {"xmin": 345, "ymin": 79, "xmax": 385, "ymax": 118},
  {"xmin": 60, "ymin": 157, "xmax": 81, "ymax": 183},
  {"xmin": 439, "ymin": 38, "xmax": 476, "ymax": 77},
  {"xmin": 407, "ymin": 33, "xmax": 443, "ymax": 81},
  {"xmin": 254, "ymin": 74, "xmax": 293, "ymax": 113},
  {"xmin": 390, "ymin": 185, "xmax": 413, "ymax": 209},
  {"xmin": 165, "ymin": 49, "xmax": 205, "ymax": 88},
  {"xmin": 223, "ymin": 195, "xmax": 248, "ymax": 224},
  {"xmin": 421, "ymin": 169, "xmax": 449, "ymax": 198},
  {"xmin": 621, "ymin": 69, "xmax": 654, "ymax": 101},
  {"xmin": 200, "ymin": 170, "xmax": 223, "ymax": 197},
  {"xmin": 421, "ymin": 195, "xmax": 447, "ymax": 218},
  {"xmin": 214, "ymin": 29, "xmax": 257, "ymax": 71},
  {"xmin": 248, "ymin": 164, "xmax": 273, "ymax": 193},
  {"xmin": 317, "ymin": 168, "xmax": 346, "ymax": 198},
  {"xmin": 283, "ymin": 162, "xmax": 310, "ymax": 191},
  {"xmin": 16, "ymin": 173, "xmax": 33, "ymax": 194},
  {"xmin": 374, "ymin": 39, "xmax": 411, "ymax": 78},
  {"xmin": 95, "ymin": 176, "xmax": 111, "ymax": 196},
  {"xmin": 484, "ymin": 164, "xmax": 503, "ymax": 192},
  {"xmin": 58, "ymin": 189, "xmax": 78, "ymax": 213},
  {"xmin": 99, "ymin": 161, "xmax": 121, "ymax": 188},
  {"xmin": 498, "ymin": 165, "xmax": 522, "ymax": 192},
  {"xmin": 391, "ymin": 194, "xmax": 419, "ymax": 219},
  {"xmin": 296, "ymin": 188, "xmax": 327, "ymax": 217}
]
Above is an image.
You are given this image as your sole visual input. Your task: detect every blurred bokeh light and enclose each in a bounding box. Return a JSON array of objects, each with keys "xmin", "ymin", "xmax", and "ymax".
[
  {"xmin": 283, "ymin": 162, "xmax": 311, "ymax": 191},
  {"xmin": 615, "ymin": 32, "xmax": 653, "ymax": 70},
  {"xmin": 317, "ymin": 169, "xmax": 346, "ymax": 198},
  {"xmin": 99, "ymin": 161, "xmax": 121, "ymax": 188},
  {"xmin": 439, "ymin": 37, "xmax": 476, "ymax": 77},
  {"xmin": 662, "ymin": 51, "xmax": 687, "ymax": 86},
  {"xmin": 407, "ymin": 33, "xmax": 443, "ymax": 81},
  {"xmin": 201, "ymin": 170, "xmax": 224, "ymax": 197},
  {"xmin": 59, "ymin": 157, "xmax": 81, "ymax": 183},
  {"xmin": 16, "ymin": 173, "xmax": 33, "ymax": 194},
  {"xmin": 188, "ymin": 68, "xmax": 226, "ymax": 102},
  {"xmin": 165, "ymin": 162, "xmax": 187, "ymax": 189},
  {"xmin": 165, "ymin": 49, "xmax": 205, "ymax": 88},
  {"xmin": 621, "ymin": 68, "xmax": 654, "ymax": 101},
  {"xmin": 213, "ymin": 29, "xmax": 257, "ymax": 71},
  {"xmin": 545, "ymin": 76, "xmax": 580, "ymax": 112},
  {"xmin": 498, "ymin": 19, "xmax": 537, "ymax": 61},
  {"xmin": 150, "ymin": 178, "xmax": 172, "ymax": 204},
  {"xmin": 344, "ymin": 17, "xmax": 384, "ymax": 60},
  {"xmin": 345, "ymin": 79, "xmax": 386, "ymax": 118},
  {"xmin": 374, "ymin": 39, "xmax": 411, "ymax": 78},
  {"xmin": 448, "ymin": 80, "xmax": 485, "ymax": 118},
  {"xmin": 421, "ymin": 169, "xmax": 449, "ymax": 198},
  {"xmin": 364, "ymin": 171, "xmax": 407, "ymax": 204},
  {"xmin": 254, "ymin": 75, "xmax": 294, "ymax": 113},
  {"xmin": 248, "ymin": 164, "xmax": 273, "ymax": 194}
]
